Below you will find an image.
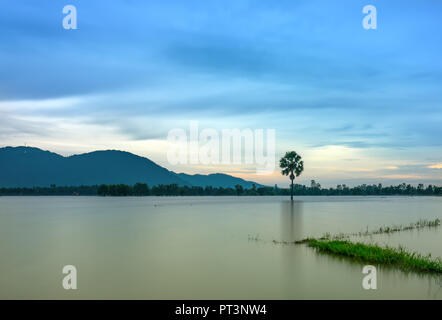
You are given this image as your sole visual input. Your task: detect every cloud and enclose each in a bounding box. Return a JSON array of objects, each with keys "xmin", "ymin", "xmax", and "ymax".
[
  {"xmin": 428, "ymin": 163, "xmax": 442, "ymax": 169},
  {"xmin": 381, "ymin": 174, "xmax": 423, "ymax": 180}
]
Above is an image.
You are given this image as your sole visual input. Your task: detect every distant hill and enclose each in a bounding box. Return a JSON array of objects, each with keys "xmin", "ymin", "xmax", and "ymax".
[{"xmin": 0, "ymin": 146, "xmax": 262, "ymax": 189}]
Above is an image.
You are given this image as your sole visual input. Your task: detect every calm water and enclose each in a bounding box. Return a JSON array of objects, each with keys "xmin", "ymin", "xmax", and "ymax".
[{"xmin": 0, "ymin": 196, "xmax": 441, "ymax": 299}]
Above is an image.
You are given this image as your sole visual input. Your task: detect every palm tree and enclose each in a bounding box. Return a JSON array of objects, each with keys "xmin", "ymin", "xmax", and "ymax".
[{"xmin": 280, "ymin": 151, "xmax": 304, "ymax": 201}]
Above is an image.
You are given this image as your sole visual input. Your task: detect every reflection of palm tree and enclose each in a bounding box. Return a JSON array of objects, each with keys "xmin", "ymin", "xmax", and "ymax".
[
  {"xmin": 279, "ymin": 151, "xmax": 304, "ymax": 201},
  {"xmin": 280, "ymin": 200, "xmax": 303, "ymax": 241}
]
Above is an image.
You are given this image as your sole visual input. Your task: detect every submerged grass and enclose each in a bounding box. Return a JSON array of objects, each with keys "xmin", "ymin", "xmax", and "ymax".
[
  {"xmin": 351, "ymin": 218, "xmax": 441, "ymax": 238},
  {"xmin": 283, "ymin": 218, "xmax": 441, "ymax": 244},
  {"xmin": 305, "ymin": 239, "xmax": 442, "ymax": 274}
]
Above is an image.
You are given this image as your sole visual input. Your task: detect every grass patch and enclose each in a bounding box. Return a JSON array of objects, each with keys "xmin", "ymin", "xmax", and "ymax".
[
  {"xmin": 270, "ymin": 218, "xmax": 442, "ymax": 274},
  {"xmin": 304, "ymin": 239, "xmax": 442, "ymax": 274}
]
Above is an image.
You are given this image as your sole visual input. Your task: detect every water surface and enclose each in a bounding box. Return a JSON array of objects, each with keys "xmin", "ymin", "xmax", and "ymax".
[{"xmin": 0, "ymin": 196, "xmax": 441, "ymax": 299}]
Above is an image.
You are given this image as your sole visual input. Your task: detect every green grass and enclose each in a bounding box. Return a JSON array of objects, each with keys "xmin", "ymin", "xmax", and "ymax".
[
  {"xmin": 305, "ymin": 239, "xmax": 442, "ymax": 274},
  {"xmin": 270, "ymin": 218, "xmax": 442, "ymax": 274}
]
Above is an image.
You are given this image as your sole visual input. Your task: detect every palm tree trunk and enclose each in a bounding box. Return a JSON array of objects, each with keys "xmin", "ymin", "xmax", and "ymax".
[{"xmin": 290, "ymin": 178, "xmax": 294, "ymax": 201}]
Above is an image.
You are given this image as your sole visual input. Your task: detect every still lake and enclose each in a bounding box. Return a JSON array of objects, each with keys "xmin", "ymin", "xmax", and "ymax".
[{"xmin": 0, "ymin": 196, "xmax": 441, "ymax": 299}]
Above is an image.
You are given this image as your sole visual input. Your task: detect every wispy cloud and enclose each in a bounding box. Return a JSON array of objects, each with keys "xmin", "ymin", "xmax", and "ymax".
[{"xmin": 381, "ymin": 174, "xmax": 424, "ymax": 180}]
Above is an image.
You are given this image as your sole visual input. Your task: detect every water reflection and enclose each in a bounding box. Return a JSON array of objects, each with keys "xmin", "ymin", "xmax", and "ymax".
[
  {"xmin": 280, "ymin": 200, "xmax": 303, "ymax": 241},
  {"xmin": 279, "ymin": 200, "xmax": 305, "ymax": 296}
]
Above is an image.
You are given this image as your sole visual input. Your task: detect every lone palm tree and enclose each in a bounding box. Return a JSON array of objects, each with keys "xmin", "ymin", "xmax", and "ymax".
[{"xmin": 280, "ymin": 151, "xmax": 304, "ymax": 201}]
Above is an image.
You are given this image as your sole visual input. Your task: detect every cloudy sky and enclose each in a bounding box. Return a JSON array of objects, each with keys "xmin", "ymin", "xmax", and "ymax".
[{"xmin": 1, "ymin": 0, "xmax": 441, "ymax": 186}]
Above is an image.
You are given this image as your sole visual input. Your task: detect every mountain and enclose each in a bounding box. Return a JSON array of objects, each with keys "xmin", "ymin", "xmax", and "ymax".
[
  {"xmin": 0, "ymin": 146, "xmax": 188, "ymax": 187},
  {"xmin": 0, "ymin": 146, "xmax": 262, "ymax": 189},
  {"xmin": 177, "ymin": 173, "xmax": 262, "ymax": 189}
]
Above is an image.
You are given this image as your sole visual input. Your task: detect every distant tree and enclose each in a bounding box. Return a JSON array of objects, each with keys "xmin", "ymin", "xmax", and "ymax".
[
  {"xmin": 235, "ymin": 184, "xmax": 244, "ymax": 196},
  {"xmin": 248, "ymin": 183, "xmax": 257, "ymax": 195},
  {"xmin": 133, "ymin": 183, "xmax": 149, "ymax": 196},
  {"xmin": 98, "ymin": 184, "xmax": 108, "ymax": 196},
  {"xmin": 417, "ymin": 183, "xmax": 424, "ymax": 194},
  {"xmin": 280, "ymin": 151, "xmax": 304, "ymax": 201}
]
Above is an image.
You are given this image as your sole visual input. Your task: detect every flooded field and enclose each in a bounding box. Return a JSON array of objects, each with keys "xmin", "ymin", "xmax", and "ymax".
[{"xmin": 0, "ymin": 196, "xmax": 441, "ymax": 299}]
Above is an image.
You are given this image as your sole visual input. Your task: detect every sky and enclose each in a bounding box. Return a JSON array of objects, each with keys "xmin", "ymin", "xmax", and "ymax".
[{"xmin": 1, "ymin": 0, "xmax": 442, "ymax": 187}]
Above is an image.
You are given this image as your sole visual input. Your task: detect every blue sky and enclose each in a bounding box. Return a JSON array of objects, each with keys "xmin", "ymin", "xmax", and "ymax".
[{"xmin": 1, "ymin": 0, "xmax": 441, "ymax": 186}]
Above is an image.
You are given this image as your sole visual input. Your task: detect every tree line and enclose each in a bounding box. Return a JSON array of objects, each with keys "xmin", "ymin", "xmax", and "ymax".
[{"xmin": 0, "ymin": 181, "xmax": 441, "ymax": 196}]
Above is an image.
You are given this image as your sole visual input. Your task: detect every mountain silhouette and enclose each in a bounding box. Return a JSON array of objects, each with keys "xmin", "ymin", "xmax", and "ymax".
[{"xmin": 0, "ymin": 146, "xmax": 262, "ymax": 188}]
